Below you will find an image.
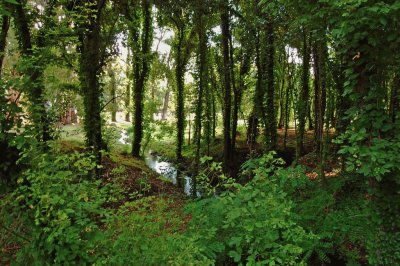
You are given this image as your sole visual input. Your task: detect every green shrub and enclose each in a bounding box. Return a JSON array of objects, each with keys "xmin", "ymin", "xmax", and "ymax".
[
  {"xmin": 186, "ymin": 173, "xmax": 318, "ymax": 265},
  {"xmin": 100, "ymin": 197, "xmax": 213, "ymax": 266},
  {"xmin": 1, "ymin": 150, "xmax": 117, "ymax": 265}
]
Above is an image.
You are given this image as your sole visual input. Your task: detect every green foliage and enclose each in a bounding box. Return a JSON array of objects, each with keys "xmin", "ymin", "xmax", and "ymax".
[
  {"xmin": 240, "ymin": 151, "xmax": 286, "ymax": 179},
  {"xmin": 186, "ymin": 163, "xmax": 318, "ymax": 265},
  {"xmin": 194, "ymin": 156, "xmax": 236, "ymax": 196},
  {"xmin": 99, "ymin": 197, "xmax": 213, "ymax": 266},
  {"xmin": 0, "ymin": 148, "xmax": 118, "ymax": 265}
]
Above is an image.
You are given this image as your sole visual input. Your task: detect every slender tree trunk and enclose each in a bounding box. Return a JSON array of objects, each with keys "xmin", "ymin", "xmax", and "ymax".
[
  {"xmin": 0, "ymin": 16, "xmax": 9, "ymax": 76},
  {"xmin": 221, "ymin": 5, "xmax": 232, "ymax": 172},
  {"xmin": 174, "ymin": 26, "xmax": 186, "ymax": 160},
  {"xmin": 161, "ymin": 88, "xmax": 170, "ymax": 121},
  {"xmin": 109, "ymin": 70, "xmax": 117, "ymax": 122},
  {"xmin": 284, "ymin": 58, "xmax": 294, "ymax": 149},
  {"xmin": 193, "ymin": 3, "xmax": 207, "ymax": 196},
  {"xmin": 278, "ymin": 71, "xmax": 286, "ymax": 130},
  {"xmin": 313, "ymin": 39, "xmax": 327, "ymax": 155},
  {"xmin": 212, "ymin": 85, "xmax": 216, "ymax": 140},
  {"xmin": 205, "ymin": 85, "xmax": 212, "ymax": 156},
  {"xmin": 188, "ymin": 113, "xmax": 191, "ymax": 145},
  {"xmin": 390, "ymin": 73, "xmax": 399, "ymax": 124},
  {"xmin": 248, "ymin": 30, "xmax": 264, "ymax": 145},
  {"xmin": 265, "ymin": 22, "xmax": 277, "ymax": 150},
  {"xmin": 132, "ymin": 0, "xmax": 152, "ymax": 158},
  {"xmin": 296, "ymin": 30, "xmax": 311, "ymax": 159},
  {"xmin": 0, "ymin": 16, "xmax": 10, "ymax": 136},
  {"xmin": 232, "ymin": 48, "xmax": 251, "ymax": 153},
  {"xmin": 333, "ymin": 60, "xmax": 348, "ymax": 136},
  {"xmin": 13, "ymin": 1, "xmax": 51, "ymax": 142},
  {"xmin": 125, "ymin": 49, "xmax": 131, "ymax": 122}
]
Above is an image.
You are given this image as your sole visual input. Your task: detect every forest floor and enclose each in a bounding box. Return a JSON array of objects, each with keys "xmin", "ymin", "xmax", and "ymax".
[{"xmin": 2, "ymin": 126, "xmax": 342, "ymax": 264}]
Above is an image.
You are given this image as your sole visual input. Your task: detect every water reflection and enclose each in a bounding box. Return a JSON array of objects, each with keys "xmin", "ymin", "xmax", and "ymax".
[{"xmin": 145, "ymin": 151, "xmax": 192, "ymax": 195}]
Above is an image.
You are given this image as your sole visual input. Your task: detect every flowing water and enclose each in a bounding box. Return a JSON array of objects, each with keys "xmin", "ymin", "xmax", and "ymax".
[
  {"xmin": 119, "ymin": 130, "xmax": 193, "ymax": 195},
  {"xmin": 144, "ymin": 152, "xmax": 192, "ymax": 195}
]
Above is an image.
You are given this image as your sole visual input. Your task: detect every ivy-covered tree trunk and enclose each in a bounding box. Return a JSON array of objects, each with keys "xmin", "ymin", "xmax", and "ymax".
[
  {"xmin": 0, "ymin": 15, "xmax": 10, "ymax": 138},
  {"xmin": 221, "ymin": 4, "xmax": 232, "ymax": 171},
  {"xmin": 125, "ymin": 49, "xmax": 131, "ymax": 122},
  {"xmin": 312, "ymin": 37, "xmax": 328, "ymax": 182},
  {"xmin": 0, "ymin": 16, "xmax": 9, "ymax": 76},
  {"xmin": 248, "ymin": 29, "xmax": 264, "ymax": 145},
  {"xmin": 131, "ymin": 0, "xmax": 153, "ymax": 158},
  {"xmin": 109, "ymin": 70, "xmax": 117, "ymax": 122},
  {"xmin": 174, "ymin": 26, "xmax": 186, "ymax": 161},
  {"xmin": 278, "ymin": 58, "xmax": 286, "ymax": 130},
  {"xmin": 264, "ymin": 22, "xmax": 277, "ymax": 150},
  {"xmin": 192, "ymin": 2, "xmax": 209, "ymax": 197},
  {"xmin": 79, "ymin": 5, "xmax": 104, "ymax": 162},
  {"xmin": 313, "ymin": 38, "xmax": 327, "ymax": 155},
  {"xmin": 296, "ymin": 30, "xmax": 311, "ymax": 159},
  {"xmin": 232, "ymin": 49, "xmax": 251, "ymax": 152},
  {"xmin": 284, "ymin": 59, "xmax": 294, "ymax": 149},
  {"xmin": 212, "ymin": 86, "xmax": 217, "ymax": 140},
  {"xmin": 390, "ymin": 73, "xmax": 399, "ymax": 124},
  {"xmin": 13, "ymin": 1, "xmax": 51, "ymax": 142},
  {"xmin": 333, "ymin": 59, "xmax": 348, "ymax": 137}
]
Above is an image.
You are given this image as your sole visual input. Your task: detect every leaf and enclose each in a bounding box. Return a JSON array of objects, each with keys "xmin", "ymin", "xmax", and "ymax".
[
  {"xmin": 228, "ymin": 250, "xmax": 242, "ymax": 262},
  {"xmin": 4, "ymin": 0, "xmax": 19, "ymax": 4}
]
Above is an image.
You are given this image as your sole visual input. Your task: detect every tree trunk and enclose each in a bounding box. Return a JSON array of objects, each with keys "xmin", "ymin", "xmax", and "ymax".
[
  {"xmin": 296, "ymin": 30, "xmax": 311, "ymax": 159},
  {"xmin": 232, "ymin": 47, "xmax": 251, "ymax": 153},
  {"xmin": 264, "ymin": 22, "xmax": 276, "ymax": 150},
  {"xmin": 221, "ymin": 5, "xmax": 232, "ymax": 172},
  {"xmin": 249, "ymin": 30, "xmax": 264, "ymax": 145},
  {"xmin": 132, "ymin": 0, "xmax": 152, "ymax": 158},
  {"xmin": 212, "ymin": 85, "xmax": 217, "ymax": 140},
  {"xmin": 390, "ymin": 73, "xmax": 399, "ymax": 124},
  {"xmin": 125, "ymin": 49, "xmax": 131, "ymax": 122},
  {"xmin": 161, "ymin": 87, "xmax": 170, "ymax": 120},
  {"xmin": 109, "ymin": 70, "xmax": 117, "ymax": 122},
  {"xmin": 284, "ymin": 61, "xmax": 293, "ymax": 150},
  {"xmin": 0, "ymin": 16, "xmax": 10, "ymax": 76},
  {"xmin": 312, "ymin": 39, "xmax": 327, "ymax": 155},
  {"xmin": 13, "ymin": 1, "xmax": 51, "ymax": 142},
  {"xmin": 79, "ymin": 9, "xmax": 104, "ymax": 161},
  {"xmin": 174, "ymin": 26, "xmax": 186, "ymax": 160}
]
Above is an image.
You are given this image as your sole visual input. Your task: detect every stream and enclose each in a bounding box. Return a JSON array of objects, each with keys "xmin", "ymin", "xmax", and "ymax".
[
  {"xmin": 145, "ymin": 152, "xmax": 193, "ymax": 195},
  {"xmin": 119, "ymin": 129, "xmax": 193, "ymax": 195}
]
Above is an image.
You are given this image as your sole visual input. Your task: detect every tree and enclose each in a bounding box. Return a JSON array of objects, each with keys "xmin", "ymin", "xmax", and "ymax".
[
  {"xmin": 74, "ymin": 0, "xmax": 115, "ymax": 162},
  {"xmin": 125, "ymin": 0, "xmax": 153, "ymax": 158},
  {"xmin": 0, "ymin": 15, "xmax": 9, "ymax": 76},
  {"xmin": 12, "ymin": 0, "xmax": 54, "ymax": 142},
  {"xmin": 296, "ymin": 30, "xmax": 310, "ymax": 159},
  {"xmin": 220, "ymin": 1, "xmax": 232, "ymax": 171}
]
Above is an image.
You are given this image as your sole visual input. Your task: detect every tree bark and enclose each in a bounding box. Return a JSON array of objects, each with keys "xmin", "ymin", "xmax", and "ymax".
[
  {"xmin": 221, "ymin": 4, "xmax": 232, "ymax": 172},
  {"xmin": 161, "ymin": 88, "xmax": 170, "ymax": 121},
  {"xmin": 79, "ymin": 3, "xmax": 104, "ymax": 161},
  {"xmin": 390, "ymin": 73, "xmax": 399, "ymax": 124},
  {"xmin": 264, "ymin": 22, "xmax": 277, "ymax": 150},
  {"xmin": 131, "ymin": 0, "xmax": 152, "ymax": 158},
  {"xmin": 125, "ymin": 48, "xmax": 131, "ymax": 122},
  {"xmin": 0, "ymin": 16, "xmax": 10, "ymax": 76},
  {"xmin": 174, "ymin": 25, "xmax": 186, "ymax": 160},
  {"xmin": 296, "ymin": 30, "xmax": 311, "ymax": 159},
  {"xmin": 13, "ymin": 1, "xmax": 51, "ymax": 142}
]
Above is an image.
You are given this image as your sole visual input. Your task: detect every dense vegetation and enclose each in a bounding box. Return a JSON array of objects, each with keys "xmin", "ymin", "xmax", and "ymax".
[{"xmin": 1, "ymin": 0, "xmax": 399, "ymax": 265}]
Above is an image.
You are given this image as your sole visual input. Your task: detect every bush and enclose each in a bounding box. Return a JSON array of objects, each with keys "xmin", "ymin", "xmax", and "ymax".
[
  {"xmin": 0, "ymin": 150, "xmax": 117, "ymax": 265},
  {"xmin": 99, "ymin": 197, "xmax": 213, "ymax": 265},
  {"xmin": 186, "ymin": 166, "xmax": 318, "ymax": 265}
]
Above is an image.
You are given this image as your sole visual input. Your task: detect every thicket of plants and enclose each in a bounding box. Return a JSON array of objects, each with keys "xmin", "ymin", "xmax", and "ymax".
[
  {"xmin": 1, "ymin": 144, "xmax": 399, "ymax": 265},
  {"xmin": 1, "ymin": 0, "xmax": 400, "ymax": 265}
]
